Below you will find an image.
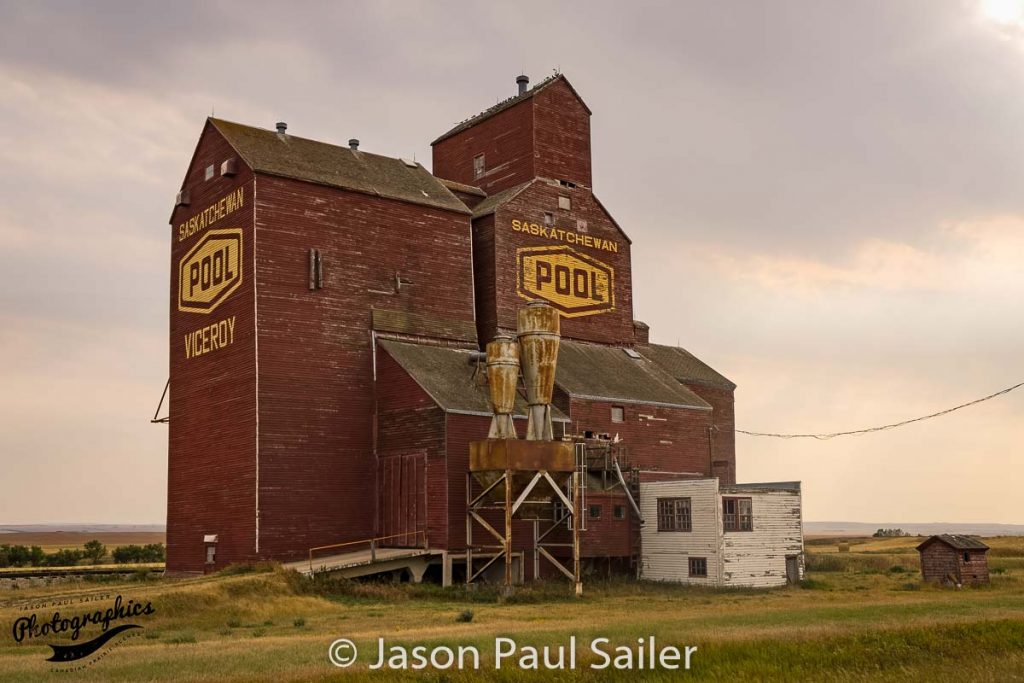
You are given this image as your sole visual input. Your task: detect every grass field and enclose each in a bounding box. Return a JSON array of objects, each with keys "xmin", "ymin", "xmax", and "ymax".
[
  {"xmin": 0, "ymin": 532, "xmax": 166, "ymax": 553},
  {"xmin": 1, "ymin": 537, "xmax": 1022, "ymax": 681}
]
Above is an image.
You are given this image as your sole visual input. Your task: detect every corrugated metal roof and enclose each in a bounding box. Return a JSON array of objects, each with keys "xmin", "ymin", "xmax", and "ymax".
[
  {"xmin": 557, "ymin": 341, "xmax": 711, "ymax": 410},
  {"xmin": 917, "ymin": 534, "xmax": 990, "ymax": 551},
  {"xmin": 638, "ymin": 343, "xmax": 736, "ymax": 389},
  {"xmin": 209, "ymin": 118, "xmax": 469, "ymax": 214},
  {"xmin": 378, "ymin": 340, "xmax": 569, "ymax": 421},
  {"xmin": 432, "ymin": 74, "xmax": 587, "ymax": 146}
]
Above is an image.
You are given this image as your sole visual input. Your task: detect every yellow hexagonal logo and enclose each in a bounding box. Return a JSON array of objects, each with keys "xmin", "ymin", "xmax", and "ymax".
[
  {"xmin": 516, "ymin": 245, "xmax": 615, "ymax": 317},
  {"xmin": 178, "ymin": 229, "xmax": 243, "ymax": 314}
]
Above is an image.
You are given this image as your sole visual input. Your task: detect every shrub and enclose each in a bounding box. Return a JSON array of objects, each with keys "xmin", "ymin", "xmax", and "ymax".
[
  {"xmin": 83, "ymin": 540, "xmax": 106, "ymax": 564},
  {"xmin": 293, "ymin": 617, "xmax": 306, "ymax": 628},
  {"xmin": 226, "ymin": 618, "xmax": 242, "ymax": 628},
  {"xmin": 455, "ymin": 609, "xmax": 474, "ymax": 623}
]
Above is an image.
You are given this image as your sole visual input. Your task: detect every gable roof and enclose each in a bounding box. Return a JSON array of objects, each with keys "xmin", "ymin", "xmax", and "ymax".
[
  {"xmin": 639, "ymin": 344, "xmax": 736, "ymax": 390},
  {"xmin": 916, "ymin": 534, "xmax": 990, "ymax": 552},
  {"xmin": 208, "ymin": 118, "xmax": 469, "ymax": 214},
  {"xmin": 556, "ymin": 341, "xmax": 711, "ymax": 410},
  {"xmin": 471, "ymin": 181, "xmax": 532, "ymax": 219},
  {"xmin": 378, "ymin": 340, "xmax": 568, "ymax": 421},
  {"xmin": 432, "ymin": 74, "xmax": 592, "ymax": 146}
]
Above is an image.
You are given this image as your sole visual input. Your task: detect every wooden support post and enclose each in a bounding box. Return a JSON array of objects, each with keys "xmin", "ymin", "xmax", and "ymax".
[
  {"xmin": 466, "ymin": 473, "xmax": 472, "ymax": 586},
  {"xmin": 504, "ymin": 467, "xmax": 513, "ymax": 592},
  {"xmin": 572, "ymin": 469, "xmax": 582, "ymax": 597}
]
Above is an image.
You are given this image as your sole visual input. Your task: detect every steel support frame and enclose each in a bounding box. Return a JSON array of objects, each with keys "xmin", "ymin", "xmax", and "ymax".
[{"xmin": 466, "ymin": 470, "xmax": 581, "ymax": 595}]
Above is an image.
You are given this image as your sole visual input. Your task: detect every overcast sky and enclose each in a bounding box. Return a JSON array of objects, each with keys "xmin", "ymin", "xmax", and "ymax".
[{"xmin": 1, "ymin": 0, "xmax": 1021, "ymax": 526}]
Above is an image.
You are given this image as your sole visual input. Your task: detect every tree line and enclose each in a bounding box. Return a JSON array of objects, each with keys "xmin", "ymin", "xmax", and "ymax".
[{"xmin": 0, "ymin": 541, "xmax": 165, "ymax": 568}]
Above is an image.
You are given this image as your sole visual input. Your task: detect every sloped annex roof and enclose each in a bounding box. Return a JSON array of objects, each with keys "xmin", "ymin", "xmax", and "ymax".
[
  {"xmin": 209, "ymin": 118, "xmax": 469, "ymax": 214},
  {"xmin": 378, "ymin": 340, "xmax": 569, "ymax": 421},
  {"xmin": 638, "ymin": 343, "xmax": 736, "ymax": 389},
  {"xmin": 916, "ymin": 534, "xmax": 990, "ymax": 552},
  {"xmin": 432, "ymin": 74, "xmax": 592, "ymax": 146},
  {"xmin": 556, "ymin": 341, "xmax": 711, "ymax": 410}
]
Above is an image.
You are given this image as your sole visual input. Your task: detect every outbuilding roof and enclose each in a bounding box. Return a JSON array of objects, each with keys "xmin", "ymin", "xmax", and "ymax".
[
  {"xmin": 209, "ymin": 118, "xmax": 469, "ymax": 214},
  {"xmin": 916, "ymin": 534, "xmax": 990, "ymax": 552},
  {"xmin": 378, "ymin": 340, "xmax": 569, "ymax": 421},
  {"xmin": 638, "ymin": 343, "xmax": 736, "ymax": 389},
  {"xmin": 432, "ymin": 74, "xmax": 591, "ymax": 145},
  {"xmin": 556, "ymin": 341, "xmax": 711, "ymax": 410}
]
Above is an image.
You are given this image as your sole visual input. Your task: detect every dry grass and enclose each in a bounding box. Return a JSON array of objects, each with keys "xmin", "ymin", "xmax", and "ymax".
[{"xmin": 0, "ymin": 542, "xmax": 1021, "ymax": 681}]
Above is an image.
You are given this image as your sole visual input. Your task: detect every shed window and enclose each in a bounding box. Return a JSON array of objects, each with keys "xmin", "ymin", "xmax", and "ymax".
[
  {"xmin": 473, "ymin": 154, "xmax": 485, "ymax": 179},
  {"xmin": 723, "ymin": 497, "xmax": 753, "ymax": 532},
  {"xmin": 963, "ymin": 552, "xmax": 970, "ymax": 563},
  {"xmin": 611, "ymin": 406, "xmax": 625, "ymax": 423},
  {"xmin": 589, "ymin": 505, "xmax": 602, "ymax": 519},
  {"xmin": 657, "ymin": 497, "xmax": 691, "ymax": 532},
  {"xmin": 614, "ymin": 505, "xmax": 626, "ymax": 520},
  {"xmin": 688, "ymin": 557, "xmax": 707, "ymax": 577},
  {"xmin": 558, "ymin": 196, "xmax": 571, "ymax": 210}
]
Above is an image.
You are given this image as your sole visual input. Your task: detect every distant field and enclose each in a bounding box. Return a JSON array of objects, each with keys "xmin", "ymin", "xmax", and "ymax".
[
  {"xmin": 0, "ymin": 536, "xmax": 1022, "ymax": 681},
  {"xmin": 0, "ymin": 531, "xmax": 165, "ymax": 552}
]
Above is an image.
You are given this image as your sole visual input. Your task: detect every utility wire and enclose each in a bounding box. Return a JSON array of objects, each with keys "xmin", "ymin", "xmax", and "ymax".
[{"xmin": 737, "ymin": 381, "xmax": 1024, "ymax": 440}]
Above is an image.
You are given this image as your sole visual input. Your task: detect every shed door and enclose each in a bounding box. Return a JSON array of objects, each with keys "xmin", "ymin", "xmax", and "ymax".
[
  {"xmin": 378, "ymin": 451, "xmax": 426, "ymax": 547},
  {"xmin": 786, "ymin": 555, "xmax": 800, "ymax": 584}
]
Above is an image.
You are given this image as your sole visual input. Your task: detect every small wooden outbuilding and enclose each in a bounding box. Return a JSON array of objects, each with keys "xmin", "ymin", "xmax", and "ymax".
[{"xmin": 916, "ymin": 534, "xmax": 989, "ymax": 586}]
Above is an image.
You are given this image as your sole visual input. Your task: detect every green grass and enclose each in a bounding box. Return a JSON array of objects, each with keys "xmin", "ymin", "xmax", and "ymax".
[{"xmin": 1, "ymin": 546, "xmax": 1022, "ymax": 681}]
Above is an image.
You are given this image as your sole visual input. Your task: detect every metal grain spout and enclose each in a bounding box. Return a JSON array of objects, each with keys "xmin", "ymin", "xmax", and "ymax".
[
  {"xmin": 517, "ymin": 301, "xmax": 560, "ymax": 440},
  {"xmin": 486, "ymin": 335, "xmax": 519, "ymax": 439}
]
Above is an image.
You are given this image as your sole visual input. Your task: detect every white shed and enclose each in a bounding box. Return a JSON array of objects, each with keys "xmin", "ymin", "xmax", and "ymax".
[{"xmin": 639, "ymin": 479, "xmax": 803, "ymax": 588}]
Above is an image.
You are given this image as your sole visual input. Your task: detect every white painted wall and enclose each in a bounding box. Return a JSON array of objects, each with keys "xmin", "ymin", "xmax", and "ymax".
[
  {"xmin": 720, "ymin": 486, "xmax": 803, "ymax": 588},
  {"xmin": 639, "ymin": 479, "xmax": 803, "ymax": 588},
  {"xmin": 639, "ymin": 478, "xmax": 721, "ymax": 584}
]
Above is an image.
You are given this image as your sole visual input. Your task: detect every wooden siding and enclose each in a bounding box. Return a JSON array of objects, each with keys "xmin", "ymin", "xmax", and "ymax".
[
  {"xmin": 639, "ymin": 480, "xmax": 803, "ymax": 587},
  {"xmin": 375, "ymin": 346, "xmax": 448, "ymax": 548},
  {"xmin": 720, "ymin": 487, "xmax": 803, "ymax": 588},
  {"xmin": 639, "ymin": 479, "xmax": 722, "ymax": 584},
  {"xmin": 682, "ymin": 382, "xmax": 736, "ymax": 485},
  {"xmin": 252, "ymin": 174, "xmax": 476, "ymax": 562},
  {"xmin": 533, "ymin": 79, "xmax": 592, "ymax": 188},
  {"xmin": 167, "ymin": 123, "xmax": 257, "ymax": 574},
  {"xmin": 432, "ymin": 97, "xmax": 536, "ymax": 195},
  {"xmin": 487, "ymin": 182, "xmax": 635, "ymax": 345},
  {"xmin": 569, "ymin": 398, "xmax": 714, "ymax": 475}
]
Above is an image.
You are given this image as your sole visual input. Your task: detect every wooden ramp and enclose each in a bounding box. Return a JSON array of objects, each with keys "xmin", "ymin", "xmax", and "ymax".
[{"xmin": 284, "ymin": 547, "xmax": 443, "ymax": 583}]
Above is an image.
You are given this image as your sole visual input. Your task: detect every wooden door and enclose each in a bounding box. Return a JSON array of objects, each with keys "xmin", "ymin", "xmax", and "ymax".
[{"xmin": 378, "ymin": 451, "xmax": 427, "ymax": 547}]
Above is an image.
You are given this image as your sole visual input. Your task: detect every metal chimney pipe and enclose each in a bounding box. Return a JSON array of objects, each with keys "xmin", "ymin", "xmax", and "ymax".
[
  {"xmin": 485, "ymin": 335, "xmax": 519, "ymax": 439},
  {"xmin": 349, "ymin": 138, "xmax": 359, "ymax": 150},
  {"xmin": 517, "ymin": 301, "xmax": 560, "ymax": 440},
  {"xmin": 276, "ymin": 122, "xmax": 287, "ymax": 134},
  {"xmin": 516, "ymin": 75, "xmax": 529, "ymax": 95}
]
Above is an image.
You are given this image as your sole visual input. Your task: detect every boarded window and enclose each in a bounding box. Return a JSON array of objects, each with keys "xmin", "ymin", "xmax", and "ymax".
[
  {"xmin": 543, "ymin": 212, "xmax": 555, "ymax": 227},
  {"xmin": 611, "ymin": 406, "xmax": 624, "ymax": 423},
  {"xmin": 657, "ymin": 497, "xmax": 691, "ymax": 532},
  {"xmin": 473, "ymin": 154, "xmax": 485, "ymax": 179},
  {"xmin": 723, "ymin": 497, "xmax": 753, "ymax": 532},
  {"xmin": 688, "ymin": 557, "xmax": 707, "ymax": 577},
  {"xmin": 204, "ymin": 164, "xmax": 215, "ymax": 181},
  {"xmin": 205, "ymin": 545, "xmax": 216, "ymax": 564},
  {"xmin": 558, "ymin": 195, "xmax": 571, "ymax": 210}
]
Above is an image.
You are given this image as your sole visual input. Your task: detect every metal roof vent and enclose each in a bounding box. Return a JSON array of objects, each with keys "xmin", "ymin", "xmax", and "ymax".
[
  {"xmin": 276, "ymin": 121, "xmax": 287, "ymax": 134},
  {"xmin": 516, "ymin": 74, "xmax": 529, "ymax": 95},
  {"xmin": 349, "ymin": 138, "xmax": 359, "ymax": 150}
]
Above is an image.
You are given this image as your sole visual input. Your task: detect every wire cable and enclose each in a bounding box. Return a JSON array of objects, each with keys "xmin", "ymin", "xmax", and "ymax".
[{"xmin": 737, "ymin": 381, "xmax": 1024, "ymax": 440}]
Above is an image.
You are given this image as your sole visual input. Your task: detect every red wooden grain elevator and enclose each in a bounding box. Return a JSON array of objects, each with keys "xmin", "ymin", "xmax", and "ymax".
[{"xmin": 165, "ymin": 74, "xmax": 737, "ymax": 578}]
